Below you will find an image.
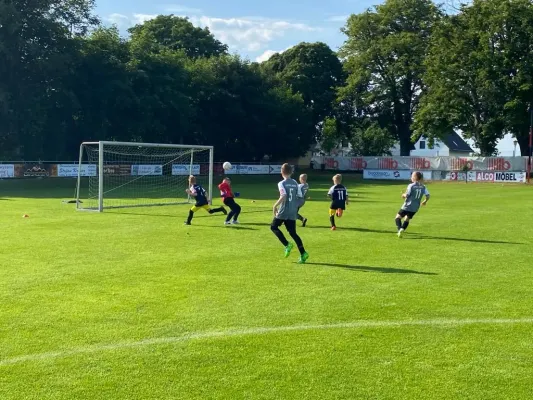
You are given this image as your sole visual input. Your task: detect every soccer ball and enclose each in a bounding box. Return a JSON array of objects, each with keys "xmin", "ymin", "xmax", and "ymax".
[{"xmin": 223, "ymin": 162, "xmax": 232, "ymax": 170}]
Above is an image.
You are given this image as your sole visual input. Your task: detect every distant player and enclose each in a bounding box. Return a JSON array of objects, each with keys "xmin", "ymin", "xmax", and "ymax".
[
  {"xmin": 297, "ymin": 174, "xmax": 309, "ymax": 227},
  {"xmin": 328, "ymin": 174, "xmax": 348, "ymax": 231},
  {"xmin": 218, "ymin": 177, "xmax": 241, "ymax": 225},
  {"xmin": 184, "ymin": 176, "xmax": 227, "ymax": 225},
  {"xmin": 396, "ymin": 171, "xmax": 430, "ymax": 238},
  {"xmin": 271, "ymin": 163, "xmax": 309, "ymax": 264}
]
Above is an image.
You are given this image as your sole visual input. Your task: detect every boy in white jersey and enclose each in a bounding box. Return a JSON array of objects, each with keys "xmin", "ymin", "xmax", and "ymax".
[
  {"xmin": 396, "ymin": 171, "xmax": 430, "ymax": 238},
  {"xmin": 296, "ymin": 174, "xmax": 309, "ymax": 227}
]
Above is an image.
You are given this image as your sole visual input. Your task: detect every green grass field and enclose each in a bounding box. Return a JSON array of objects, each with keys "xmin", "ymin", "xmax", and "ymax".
[{"xmin": 1, "ymin": 175, "xmax": 532, "ymax": 400}]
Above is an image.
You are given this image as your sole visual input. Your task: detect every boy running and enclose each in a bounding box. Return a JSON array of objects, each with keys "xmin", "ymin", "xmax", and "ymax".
[
  {"xmin": 328, "ymin": 174, "xmax": 348, "ymax": 231},
  {"xmin": 218, "ymin": 177, "xmax": 241, "ymax": 225},
  {"xmin": 271, "ymin": 163, "xmax": 309, "ymax": 264},
  {"xmin": 297, "ymin": 174, "xmax": 309, "ymax": 227},
  {"xmin": 184, "ymin": 176, "xmax": 227, "ymax": 225},
  {"xmin": 396, "ymin": 171, "xmax": 430, "ymax": 237}
]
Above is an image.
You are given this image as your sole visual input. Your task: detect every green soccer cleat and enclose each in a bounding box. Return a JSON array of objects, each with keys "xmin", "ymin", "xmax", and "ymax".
[
  {"xmin": 297, "ymin": 252, "xmax": 309, "ymax": 264},
  {"xmin": 284, "ymin": 243, "xmax": 294, "ymax": 258}
]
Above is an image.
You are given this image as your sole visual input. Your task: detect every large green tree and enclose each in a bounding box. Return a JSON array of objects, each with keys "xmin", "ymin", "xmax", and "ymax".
[
  {"xmin": 0, "ymin": 0, "xmax": 98, "ymax": 159},
  {"xmin": 263, "ymin": 42, "xmax": 344, "ymax": 132},
  {"xmin": 128, "ymin": 15, "xmax": 227, "ymax": 59},
  {"xmin": 339, "ymin": 0, "xmax": 441, "ymax": 156}
]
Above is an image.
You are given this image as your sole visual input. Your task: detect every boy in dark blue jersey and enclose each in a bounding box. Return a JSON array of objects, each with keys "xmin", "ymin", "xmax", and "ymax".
[
  {"xmin": 184, "ymin": 176, "xmax": 227, "ymax": 225},
  {"xmin": 327, "ymin": 174, "xmax": 348, "ymax": 231}
]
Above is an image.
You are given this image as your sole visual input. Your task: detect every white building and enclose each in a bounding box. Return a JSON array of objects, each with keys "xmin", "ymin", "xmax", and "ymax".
[{"xmin": 390, "ymin": 132, "xmax": 474, "ymax": 157}]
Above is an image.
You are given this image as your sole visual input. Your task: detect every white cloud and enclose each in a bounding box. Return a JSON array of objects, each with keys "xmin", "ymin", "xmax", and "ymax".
[
  {"xmin": 164, "ymin": 4, "xmax": 202, "ymax": 14},
  {"xmin": 105, "ymin": 12, "xmax": 317, "ymax": 52},
  {"xmin": 106, "ymin": 13, "xmax": 131, "ymax": 28},
  {"xmin": 189, "ymin": 16, "xmax": 318, "ymax": 52},
  {"xmin": 326, "ymin": 15, "xmax": 349, "ymax": 22},
  {"xmin": 132, "ymin": 13, "xmax": 158, "ymax": 25},
  {"xmin": 255, "ymin": 47, "xmax": 292, "ymax": 63}
]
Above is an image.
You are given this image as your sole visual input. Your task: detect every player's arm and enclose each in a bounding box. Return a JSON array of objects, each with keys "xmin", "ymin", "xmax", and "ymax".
[
  {"xmin": 422, "ymin": 188, "xmax": 430, "ymax": 206},
  {"xmin": 402, "ymin": 184, "xmax": 412, "ymax": 199},
  {"xmin": 327, "ymin": 186, "xmax": 334, "ymax": 198},
  {"xmin": 185, "ymin": 187, "xmax": 197, "ymax": 196},
  {"xmin": 273, "ymin": 183, "xmax": 286, "ymax": 215},
  {"xmin": 345, "ymin": 189, "xmax": 349, "ymax": 205}
]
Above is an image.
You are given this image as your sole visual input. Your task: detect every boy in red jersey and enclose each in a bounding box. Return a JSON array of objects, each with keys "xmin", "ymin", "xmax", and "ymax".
[{"xmin": 218, "ymin": 177, "xmax": 242, "ymax": 225}]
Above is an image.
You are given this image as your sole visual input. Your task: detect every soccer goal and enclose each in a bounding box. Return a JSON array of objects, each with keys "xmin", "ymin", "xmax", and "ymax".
[{"xmin": 75, "ymin": 141, "xmax": 214, "ymax": 211}]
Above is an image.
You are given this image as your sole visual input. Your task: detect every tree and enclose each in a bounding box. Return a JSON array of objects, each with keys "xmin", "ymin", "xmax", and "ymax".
[
  {"xmin": 339, "ymin": 0, "xmax": 441, "ymax": 155},
  {"xmin": 263, "ymin": 42, "xmax": 344, "ymax": 132},
  {"xmin": 0, "ymin": 0, "xmax": 98, "ymax": 159},
  {"xmin": 128, "ymin": 15, "xmax": 228, "ymax": 59},
  {"xmin": 350, "ymin": 121, "xmax": 396, "ymax": 156}
]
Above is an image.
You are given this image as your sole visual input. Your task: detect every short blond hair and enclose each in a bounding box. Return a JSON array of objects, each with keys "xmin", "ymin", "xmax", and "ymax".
[
  {"xmin": 189, "ymin": 175, "xmax": 196, "ymax": 184},
  {"xmin": 333, "ymin": 174, "xmax": 342, "ymax": 184},
  {"xmin": 299, "ymin": 174, "xmax": 307, "ymax": 182}
]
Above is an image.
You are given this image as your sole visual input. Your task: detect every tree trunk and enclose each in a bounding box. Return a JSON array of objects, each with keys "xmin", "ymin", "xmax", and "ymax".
[
  {"xmin": 517, "ymin": 133, "xmax": 530, "ymax": 158},
  {"xmin": 398, "ymin": 126, "xmax": 413, "ymax": 156}
]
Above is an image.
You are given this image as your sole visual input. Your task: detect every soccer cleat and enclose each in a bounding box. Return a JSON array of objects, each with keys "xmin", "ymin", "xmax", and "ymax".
[
  {"xmin": 302, "ymin": 218, "xmax": 308, "ymax": 227},
  {"xmin": 284, "ymin": 243, "xmax": 294, "ymax": 258},
  {"xmin": 397, "ymin": 228, "xmax": 404, "ymax": 238},
  {"xmin": 224, "ymin": 221, "xmax": 231, "ymax": 226},
  {"xmin": 331, "ymin": 226, "xmax": 336, "ymax": 231},
  {"xmin": 297, "ymin": 252, "xmax": 309, "ymax": 264},
  {"xmin": 184, "ymin": 221, "xmax": 191, "ymax": 225},
  {"xmin": 231, "ymin": 220, "xmax": 240, "ymax": 224}
]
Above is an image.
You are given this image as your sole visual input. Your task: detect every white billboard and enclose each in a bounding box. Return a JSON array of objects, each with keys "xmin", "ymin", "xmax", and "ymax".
[
  {"xmin": 172, "ymin": 164, "xmax": 200, "ymax": 175},
  {"xmin": 57, "ymin": 164, "xmax": 97, "ymax": 177},
  {"xmin": 0, "ymin": 164, "xmax": 15, "ymax": 178},
  {"xmin": 131, "ymin": 165, "xmax": 163, "ymax": 176}
]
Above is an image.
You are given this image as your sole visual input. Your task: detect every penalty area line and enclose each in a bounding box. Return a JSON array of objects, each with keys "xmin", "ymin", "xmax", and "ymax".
[{"xmin": 2, "ymin": 317, "xmax": 533, "ymax": 367}]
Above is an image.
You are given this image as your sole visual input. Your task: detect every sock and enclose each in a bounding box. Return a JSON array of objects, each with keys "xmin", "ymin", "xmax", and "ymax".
[
  {"xmin": 395, "ymin": 218, "xmax": 402, "ymax": 230},
  {"xmin": 186, "ymin": 210, "xmax": 194, "ymax": 224},
  {"xmin": 402, "ymin": 220, "xmax": 410, "ymax": 230},
  {"xmin": 297, "ymin": 244, "xmax": 306, "ymax": 255},
  {"xmin": 209, "ymin": 207, "xmax": 224, "ymax": 214},
  {"xmin": 330, "ymin": 215, "xmax": 335, "ymax": 227},
  {"xmin": 271, "ymin": 226, "xmax": 289, "ymax": 246},
  {"xmin": 297, "ymin": 214, "xmax": 303, "ymax": 221}
]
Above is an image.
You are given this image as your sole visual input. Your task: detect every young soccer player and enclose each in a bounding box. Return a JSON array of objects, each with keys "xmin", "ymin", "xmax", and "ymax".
[
  {"xmin": 184, "ymin": 176, "xmax": 227, "ymax": 225},
  {"xmin": 327, "ymin": 174, "xmax": 348, "ymax": 231},
  {"xmin": 297, "ymin": 174, "xmax": 309, "ymax": 227},
  {"xmin": 395, "ymin": 171, "xmax": 430, "ymax": 238},
  {"xmin": 271, "ymin": 163, "xmax": 309, "ymax": 264},
  {"xmin": 218, "ymin": 177, "xmax": 241, "ymax": 225}
]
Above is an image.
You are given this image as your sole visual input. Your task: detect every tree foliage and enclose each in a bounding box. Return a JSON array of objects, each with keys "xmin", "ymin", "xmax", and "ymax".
[{"xmin": 339, "ymin": 0, "xmax": 441, "ymax": 156}]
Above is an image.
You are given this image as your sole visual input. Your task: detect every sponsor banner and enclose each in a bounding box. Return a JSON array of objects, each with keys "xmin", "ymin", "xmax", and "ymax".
[
  {"xmin": 441, "ymin": 171, "xmax": 474, "ymax": 181},
  {"xmin": 15, "ymin": 163, "xmax": 51, "ymax": 177},
  {"xmin": 0, "ymin": 164, "xmax": 15, "ymax": 178},
  {"xmin": 223, "ymin": 164, "xmax": 293, "ymax": 175},
  {"xmin": 475, "ymin": 171, "xmax": 526, "ymax": 183},
  {"xmin": 131, "ymin": 165, "xmax": 163, "ymax": 176},
  {"xmin": 103, "ymin": 165, "xmax": 131, "ymax": 176},
  {"xmin": 57, "ymin": 164, "xmax": 97, "ymax": 177},
  {"xmin": 364, "ymin": 170, "xmax": 431, "ymax": 181},
  {"xmin": 172, "ymin": 164, "xmax": 200, "ymax": 175},
  {"xmin": 312, "ymin": 156, "xmax": 528, "ymax": 172}
]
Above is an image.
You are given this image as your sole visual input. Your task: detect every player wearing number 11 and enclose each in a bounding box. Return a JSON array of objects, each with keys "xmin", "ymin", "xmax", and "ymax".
[{"xmin": 396, "ymin": 171, "xmax": 430, "ymax": 238}]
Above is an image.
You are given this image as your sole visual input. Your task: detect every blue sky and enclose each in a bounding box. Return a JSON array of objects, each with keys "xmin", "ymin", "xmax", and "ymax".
[
  {"xmin": 97, "ymin": 0, "xmax": 518, "ymax": 154},
  {"xmin": 97, "ymin": 0, "xmax": 376, "ymax": 62}
]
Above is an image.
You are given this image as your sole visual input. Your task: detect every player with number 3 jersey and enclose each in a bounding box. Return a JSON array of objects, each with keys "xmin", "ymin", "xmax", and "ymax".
[{"xmin": 396, "ymin": 171, "xmax": 430, "ymax": 238}]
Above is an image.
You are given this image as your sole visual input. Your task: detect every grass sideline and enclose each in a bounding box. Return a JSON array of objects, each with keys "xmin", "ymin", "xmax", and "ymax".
[{"xmin": 1, "ymin": 175, "xmax": 532, "ymax": 399}]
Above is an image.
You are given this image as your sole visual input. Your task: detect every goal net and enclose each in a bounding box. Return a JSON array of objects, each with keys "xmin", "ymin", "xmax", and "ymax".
[{"xmin": 75, "ymin": 141, "xmax": 214, "ymax": 211}]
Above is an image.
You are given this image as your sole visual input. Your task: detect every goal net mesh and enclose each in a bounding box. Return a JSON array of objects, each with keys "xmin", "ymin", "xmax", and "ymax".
[{"xmin": 77, "ymin": 143, "xmax": 212, "ymax": 210}]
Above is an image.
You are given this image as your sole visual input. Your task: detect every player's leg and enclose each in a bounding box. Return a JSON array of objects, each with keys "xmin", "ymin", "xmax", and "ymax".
[
  {"xmin": 208, "ymin": 205, "xmax": 227, "ymax": 215},
  {"xmin": 232, "ymin": 201, "xmax": 241, "ymax": 223},
  {"xmin": 285, "ymin": 220, "xmax": 309, "ymax": 263},
  {"xmin": 329, "ymin": 208, "xmax": 336, "ymax": 230},
  {"xmin": 270, "ymin": 218, "xmax": 293, "ymax": 257},
  {"xmin": 297, "ymin": 206, "xmax": 307, "ymax": 227},
  {"xmin": 185, "ymin": 206, "xmax": 199, "ymax": 225},
  {"xmin": 224, "ymin": 198, "xmax": 236, "ymax": 223},
  {"xmin": 402, "ymin": 213, "xmax": 414, "ymax": 231}
]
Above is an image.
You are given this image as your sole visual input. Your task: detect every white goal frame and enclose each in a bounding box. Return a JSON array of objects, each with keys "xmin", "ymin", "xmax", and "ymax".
[{"xmin": 75, "ymin": 141, "xmax": 214, "ymax": 212}]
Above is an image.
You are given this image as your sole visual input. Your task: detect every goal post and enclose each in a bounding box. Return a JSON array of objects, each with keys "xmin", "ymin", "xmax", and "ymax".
[{"xmin": 75, "ymin": 141, "xmax": 214, "ymax": 212}]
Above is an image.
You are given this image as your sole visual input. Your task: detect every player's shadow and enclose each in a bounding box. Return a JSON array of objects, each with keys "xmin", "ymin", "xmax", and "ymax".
[
  {"xmin": 307, "ymin": 226, "xmax": 524, "ymax": 245},
  {"xmin": 307, "ymin": 262, "xmax": 437, "ymax": 275},
  {"xmin": 208, "ymin": 225, "xmax": 257, "ymax": 230}
]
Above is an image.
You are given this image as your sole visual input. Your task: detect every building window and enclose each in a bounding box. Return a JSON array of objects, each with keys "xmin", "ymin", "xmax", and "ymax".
[{"xmin": 419, "ymin": 141, "xmax": 426, "ymax": 149}]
